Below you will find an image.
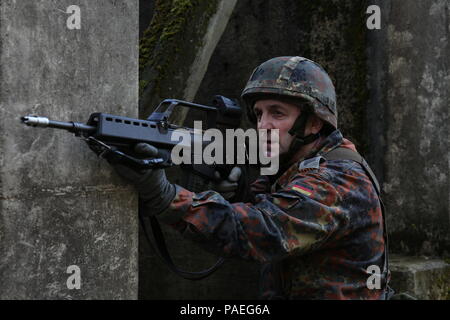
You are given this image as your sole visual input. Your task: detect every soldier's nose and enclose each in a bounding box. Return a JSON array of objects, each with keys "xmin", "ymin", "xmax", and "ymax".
[{"xmin": 258, "ymin": 115, "xmax": 273, "ymax": 130}]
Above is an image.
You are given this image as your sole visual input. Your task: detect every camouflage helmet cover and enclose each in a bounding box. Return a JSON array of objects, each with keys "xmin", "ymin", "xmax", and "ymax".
[{"xmin": 241, "ymin": 56, "xmax": 338, "ymax": 129}]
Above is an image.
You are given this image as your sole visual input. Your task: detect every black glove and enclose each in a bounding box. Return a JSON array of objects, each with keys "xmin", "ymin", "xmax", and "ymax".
[
  {"xmin": 91, "ymin": 141, "xmax": 176, "ymax": 216},
  {"xmin": 113, "ymin": 163, "xmax": 176, "ymax": 216}
]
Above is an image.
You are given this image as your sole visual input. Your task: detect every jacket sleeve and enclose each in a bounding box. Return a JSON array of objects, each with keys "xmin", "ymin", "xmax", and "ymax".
[{"xmin": 158, "ymin": 171, "xmax": 345, "ymax": 263}]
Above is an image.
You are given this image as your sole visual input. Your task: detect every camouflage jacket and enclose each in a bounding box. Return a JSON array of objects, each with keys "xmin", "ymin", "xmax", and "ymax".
[{"xmin": 159, "ymin": 130, "xmax": 386, "ymax": 300}]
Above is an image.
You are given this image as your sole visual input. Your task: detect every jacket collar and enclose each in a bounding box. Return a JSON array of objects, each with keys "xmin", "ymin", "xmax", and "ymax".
[{"xmin": 272, "ymin": 130, "xmax": 349, "ymax": 188}]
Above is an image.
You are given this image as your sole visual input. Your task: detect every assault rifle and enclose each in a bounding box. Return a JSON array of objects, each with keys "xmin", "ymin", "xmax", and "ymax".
[
  {"xmin": 21, "ymin": 96, "xmax": 243, "ymax": 182},
  {"xmin": 21, "ymin": 96, "xmax": 246, "ymax": 280}
]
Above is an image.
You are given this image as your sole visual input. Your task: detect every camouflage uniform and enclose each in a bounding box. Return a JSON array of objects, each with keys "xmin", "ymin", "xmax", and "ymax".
[
  {"xmin": 157, "ymin": 56, "xmax": 387, "ymax": 299},
  {"xmin": 158, "ymin": 129, "xmax": 386, "ymax": 299}
]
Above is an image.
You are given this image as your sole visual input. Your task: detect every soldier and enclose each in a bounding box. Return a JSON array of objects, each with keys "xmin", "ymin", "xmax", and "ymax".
[{"xmin": 100, "ymin": 56, "xmax": 391, "ymax": 299}]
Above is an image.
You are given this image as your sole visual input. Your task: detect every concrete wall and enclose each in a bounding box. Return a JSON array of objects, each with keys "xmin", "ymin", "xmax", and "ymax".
[
  {"xmin": 367, "ymin": 0, "xmax": 449, "ymax": 257},
  {"xmin": 0, "ymin": 0, "xmax": 139, "ymax": 299}
]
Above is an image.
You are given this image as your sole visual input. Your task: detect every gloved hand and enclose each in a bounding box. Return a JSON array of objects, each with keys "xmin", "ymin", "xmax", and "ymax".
[
  {"xmin": 213, "ymin": 167, "xmax": 242, "ymax": 200},
  {"xmin": 105, "ymin": 142, "xmax": 176, "ymax": 216}
]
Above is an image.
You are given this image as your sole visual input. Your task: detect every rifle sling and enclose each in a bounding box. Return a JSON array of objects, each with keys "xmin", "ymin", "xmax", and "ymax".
[{"xmin": 139, "ymin": 200, "xmax": 225, "ymax": 281}]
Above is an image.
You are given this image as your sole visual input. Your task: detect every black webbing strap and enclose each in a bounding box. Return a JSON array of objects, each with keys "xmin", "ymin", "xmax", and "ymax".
[
  {"xmin": 139, "ymin": 200, "xmax": 225, "ymax": 281},
  {"xmin": 288, "ymin": 112, "xmax": 321, "ymax": 147},
  {"xmin": 324, "ymin": 148, "xmax": 380, "ymax": 192},
  {"xmin": 324, "ymin": 147, "xmax": 394, "ymax": 299}
]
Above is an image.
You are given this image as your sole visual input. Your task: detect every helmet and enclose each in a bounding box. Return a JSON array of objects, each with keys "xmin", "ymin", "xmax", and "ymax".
[{"xmin": 241, "ymin": 56, "xmax": 337, "ymax": 129}]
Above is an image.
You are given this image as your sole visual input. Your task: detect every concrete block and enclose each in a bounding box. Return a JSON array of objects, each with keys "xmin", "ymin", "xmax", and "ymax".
[{"xmin": 390, "ymin": 255, "xmax": 450, "ymax": 300}]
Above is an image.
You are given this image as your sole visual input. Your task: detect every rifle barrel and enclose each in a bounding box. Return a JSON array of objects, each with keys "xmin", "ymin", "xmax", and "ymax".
[{"xmin": 21, "ymin": 115, "xmax": 96, "ymax": 133}]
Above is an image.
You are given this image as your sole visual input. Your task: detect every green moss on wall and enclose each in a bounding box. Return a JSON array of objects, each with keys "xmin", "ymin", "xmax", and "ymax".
[
  {"xmin": 139, "ymin": 0, "xmax": 219, "ymax": 117},
  {"xmin": 432, "ymin": 271, "xmax": 450, "ymax": 300},
  {"xmin": 139, "ymin": 80, "xmax": 149, "ymax": 96},
  {"xmin": 139, "ymin": 0, "xmax": 171, "ymax": 74}
]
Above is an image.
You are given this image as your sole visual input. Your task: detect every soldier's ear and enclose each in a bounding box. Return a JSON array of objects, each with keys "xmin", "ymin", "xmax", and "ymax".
[{"xmin": 306, "ymin": 115, "xmax": 323, "ymax": 135}]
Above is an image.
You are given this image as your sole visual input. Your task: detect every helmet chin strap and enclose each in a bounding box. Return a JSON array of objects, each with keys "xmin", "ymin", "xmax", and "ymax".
[{"xmin": 280, "ymin": 112, "xmax": 321, "ymax": 167}]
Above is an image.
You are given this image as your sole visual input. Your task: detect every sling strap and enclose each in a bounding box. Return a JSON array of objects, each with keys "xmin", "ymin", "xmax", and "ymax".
[
  {"xmin": 324, "ymin": 147, "xmax": 394, "ymax": 299},
  {"xmin": 139, "ymin": 199, "xmax": 226, "ymax": 281}
]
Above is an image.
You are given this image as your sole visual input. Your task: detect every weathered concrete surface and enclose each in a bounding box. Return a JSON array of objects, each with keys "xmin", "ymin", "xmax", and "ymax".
[
  {"xmin": 139, "ymin": 0, "xmax": 237, "ymax": 125},
  {"xmin": 0, "ymin": 0, "xmax": 138, "ymax": 299},
  {"xmin": 183, "ymin": 0, "xmax": 237, "ymax": 103},
  {"xmin": 367, "ymin": 0, "xmax": 449, "ymax": 257},
  {"xmin": 390, "ymin": 255, "xmax": 450, "ymax": 300}
]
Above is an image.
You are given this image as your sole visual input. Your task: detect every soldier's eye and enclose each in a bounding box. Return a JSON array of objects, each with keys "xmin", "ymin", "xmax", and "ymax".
[{"xmin": 272, "ymin": 110, "xmax": 284, "ymax": 117}]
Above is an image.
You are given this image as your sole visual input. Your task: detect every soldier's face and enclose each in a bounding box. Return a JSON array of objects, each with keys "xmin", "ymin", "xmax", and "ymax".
[{"xmin": 254, "ymin": 99, "xmax": 302, "ymax": 157}]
